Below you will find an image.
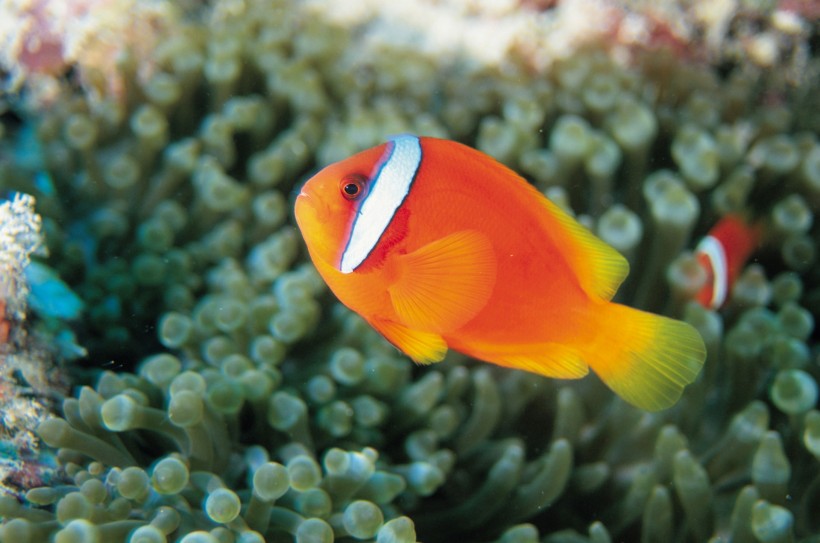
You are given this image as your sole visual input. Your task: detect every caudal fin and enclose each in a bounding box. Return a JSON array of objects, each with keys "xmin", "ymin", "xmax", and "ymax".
[{"xmin": 587, "ymin": 303, "xmax": 706, "ymax": 411}]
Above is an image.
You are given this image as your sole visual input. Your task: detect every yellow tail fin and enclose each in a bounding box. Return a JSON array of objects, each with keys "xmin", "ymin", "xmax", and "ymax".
[{"xmin": 586, "ymin": 303, "xmax": 706, "ymax": 411}]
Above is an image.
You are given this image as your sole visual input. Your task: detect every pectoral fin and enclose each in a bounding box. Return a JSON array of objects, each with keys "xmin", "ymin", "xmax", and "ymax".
[{"xmin": 388, "ymin": 230, "xmax": 497, "ymax": 333}]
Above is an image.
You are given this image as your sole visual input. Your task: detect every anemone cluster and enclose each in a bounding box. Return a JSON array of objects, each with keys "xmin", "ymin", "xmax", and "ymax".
[{"xmin": 0, "ymin": 1, "xmax": 817, "ymax": 542}]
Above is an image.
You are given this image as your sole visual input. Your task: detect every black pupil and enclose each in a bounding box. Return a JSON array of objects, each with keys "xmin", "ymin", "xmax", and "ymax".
[{"xmin": 344, "ymin": 183, "xmax": 359, "ymax": 195}]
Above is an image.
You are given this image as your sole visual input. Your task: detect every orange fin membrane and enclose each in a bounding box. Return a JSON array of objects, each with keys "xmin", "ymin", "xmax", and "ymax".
[
  {"xmin": 388, "ymin": 230, "xmax": 497, "ymax": 332},
  {"xmin": 372, "ymin": 318, "xmax": 447, "ymax": 364},
  {"xmin": 587, "ymin": 303, "xmax": 706, "ymax": 411},
  {"xmin": 466, "ymin": 341, "xmax": 589, "ymax": 379},
  {"xmin": 541, "ymin": 197, "xmax": 629, "ymax": 301}
]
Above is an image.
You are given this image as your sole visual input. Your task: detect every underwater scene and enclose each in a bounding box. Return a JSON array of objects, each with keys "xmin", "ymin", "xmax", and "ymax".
[{"xmin": 0, "ymin": 0, "xmax": 818, "ymax": 542}]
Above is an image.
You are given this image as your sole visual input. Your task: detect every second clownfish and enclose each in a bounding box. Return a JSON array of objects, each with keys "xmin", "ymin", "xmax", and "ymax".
[
  {"xmin": 693, "ymin": 215, "xmax": 761, "ymax": 309},
  {"xmin": 295, "ymin": 135, "xmax": 706, "ymax": 411}
]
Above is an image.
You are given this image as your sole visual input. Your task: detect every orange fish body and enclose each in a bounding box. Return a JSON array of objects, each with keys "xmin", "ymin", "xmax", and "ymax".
[
  {"xmin": 694, "ymin": 215, "xmax": 760, "ymax": 309},
  {"xmin": 295, "ymin": 136, "xmax": 705, "ymax": 411}
]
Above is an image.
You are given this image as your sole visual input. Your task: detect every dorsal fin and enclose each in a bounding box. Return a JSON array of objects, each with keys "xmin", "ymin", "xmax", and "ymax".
[
  {"xmin": 432, "ymin": 137, "xmax": 629, "ymax": 301},
  {"xmin": 539, "ymin": 196, "xmax": 629, "ymax": 301}
]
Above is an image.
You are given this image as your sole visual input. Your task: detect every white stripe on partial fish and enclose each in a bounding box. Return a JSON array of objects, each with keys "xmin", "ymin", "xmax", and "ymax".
[
  {"xmin": 696, "ymin": 235, "xmax": 728, "ymax": 308},
  {"xmin": 340, "ymin": 135, "xmax": 422, "ymax": 274}
]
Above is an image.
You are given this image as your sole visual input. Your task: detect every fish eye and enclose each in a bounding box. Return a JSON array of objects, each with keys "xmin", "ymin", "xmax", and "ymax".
[{"xmin": 341, "ymin": 174, "xmax": 367, "ymax": 200}]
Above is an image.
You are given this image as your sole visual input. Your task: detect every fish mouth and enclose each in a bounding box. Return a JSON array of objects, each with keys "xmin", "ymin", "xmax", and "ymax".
[
  {"xmin": 290, "ymin": 175, "xmax": 312, "ymax": 205},
  {"xmin": 294, "ymin": 190, "xmax": 313, "ymax": 212},
  {"xmin": 293, "ymin": 189, "xmax": 320, "ymax": 228}
]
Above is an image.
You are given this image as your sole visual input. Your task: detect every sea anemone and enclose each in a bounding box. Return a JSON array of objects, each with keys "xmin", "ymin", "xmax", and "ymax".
[{"xmin": 0, "ymin": 1, "xmax": 817, "ymax": 542}]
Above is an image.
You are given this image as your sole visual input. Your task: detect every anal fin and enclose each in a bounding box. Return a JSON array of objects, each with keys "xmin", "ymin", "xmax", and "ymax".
[{"xmin": 462, "ymin": 341, "xmax": 589, "ymax": 379}]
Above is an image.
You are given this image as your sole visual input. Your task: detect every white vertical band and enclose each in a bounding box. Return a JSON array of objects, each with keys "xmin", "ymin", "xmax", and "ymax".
[
  {"xmin": 340, "ymin": 135, "xmax": 422, "ymax": 274},
  {"xmin": 696, "ymin": 235, "xmax": 728, "ymax": 308}
]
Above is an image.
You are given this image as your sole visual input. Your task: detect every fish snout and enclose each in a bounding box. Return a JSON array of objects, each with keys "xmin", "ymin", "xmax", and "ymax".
[
  {"xmin": 294, "ymin": 189, "xmax": 328, "ymax": 226},
  {"xmin": 294, "ymin": 191, "xmax": 311, "ymax": 221}
]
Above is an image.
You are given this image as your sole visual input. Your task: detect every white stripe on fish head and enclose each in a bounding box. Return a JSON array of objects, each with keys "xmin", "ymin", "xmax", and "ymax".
[
  {"xmin": 340, "ymin": 135, "xmax": 422, "ymax": 274},
  {"xmin": 696, "ymin": 235, "xmax": 728, "ymax": 308}
]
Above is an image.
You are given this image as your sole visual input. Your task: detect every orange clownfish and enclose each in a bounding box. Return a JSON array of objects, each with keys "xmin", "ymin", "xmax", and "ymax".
[
  {"xmin": 295, "ymin": 135, "xmax": 705, "ymax": 411},
  {"xmin": 693, "ymin": 215, "xmax": 760, "ymax": 309}
]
